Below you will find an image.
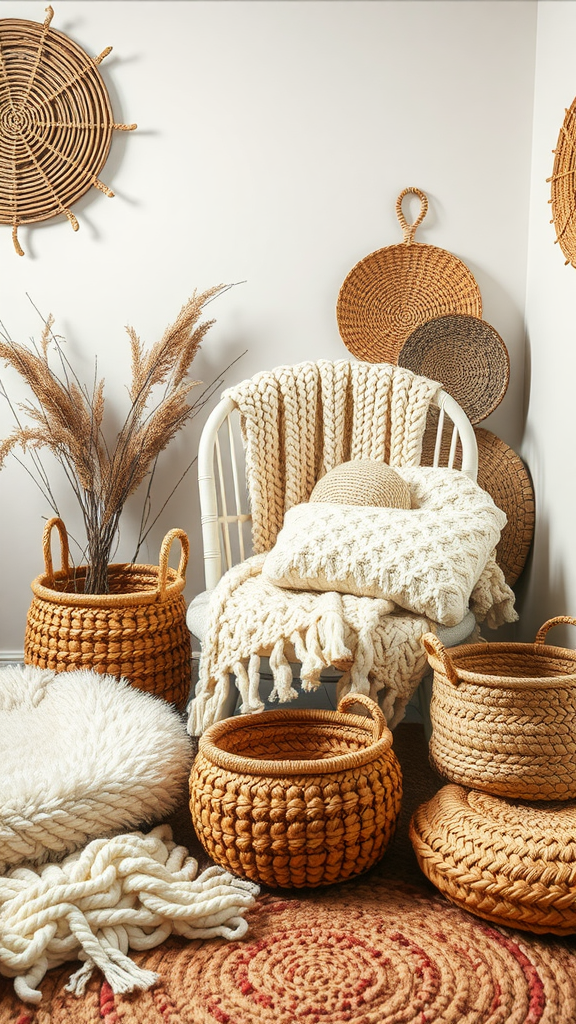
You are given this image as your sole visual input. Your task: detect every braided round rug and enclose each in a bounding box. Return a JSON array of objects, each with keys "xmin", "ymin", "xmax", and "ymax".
[{"xmin": 2, "ymin": 878, "xmax": 575, "ymax": 1023}]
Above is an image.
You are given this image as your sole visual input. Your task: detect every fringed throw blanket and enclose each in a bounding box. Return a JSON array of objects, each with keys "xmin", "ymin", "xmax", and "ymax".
[
  {"xmin": 188, "ymin": 361, "xmax": 517, "ymax": 736},
  {"xmin": 188, "ymin": 553, "xmax": 433, "ymax": 735},
  {"xmin": 188, "ymin": 543, "xmax": 516, "ymax": 736}
]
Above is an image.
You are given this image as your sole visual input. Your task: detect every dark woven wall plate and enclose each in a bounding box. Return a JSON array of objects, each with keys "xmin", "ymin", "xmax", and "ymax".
[
  {"xmin": 398, "ymin": 314, "xmax": 510, "ymax": 425},
  {"xmin": 421, "ymin": 423, "xmax": 535, "ymax": 587},
  {"xmin": 336, "ymin": 188, "xmax": 482, "ymax": 364}
]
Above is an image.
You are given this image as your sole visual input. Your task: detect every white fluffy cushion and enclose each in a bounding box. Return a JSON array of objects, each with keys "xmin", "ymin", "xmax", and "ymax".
[
  {"xmin": 262, "ymin": 467, "xmax": 507, "ymax": 627},
  {"xmin": 0, "ymin": 666, "xmax": 193, "ymax": 872}
]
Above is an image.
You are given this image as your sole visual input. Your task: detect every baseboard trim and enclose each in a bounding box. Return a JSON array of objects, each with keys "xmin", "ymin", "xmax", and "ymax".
[{"xmin": 0, "ymin": 651, "xmax": 24, "ymax": 665}]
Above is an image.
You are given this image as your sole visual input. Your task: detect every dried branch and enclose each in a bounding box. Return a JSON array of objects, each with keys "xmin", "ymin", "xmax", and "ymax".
[{"xmin": 0, "ymin": 286, "xmax": 236, "ymax": 593}]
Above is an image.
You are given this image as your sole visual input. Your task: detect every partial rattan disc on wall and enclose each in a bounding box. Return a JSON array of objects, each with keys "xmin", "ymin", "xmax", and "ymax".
[
  {"xmin": 548, "ymin": 95, "xmax": 576, "ymax": 268},
  {"xmin": 398, "ymin": 314, "xmax": 510, "ymax": 425},
  {"xmin": 421, "ymin": 425, "xmax": 535, "ymax": 587},
  {"xmin": 336, "ymin": 188, "xmax": 482, "ymax": 363},
  {"xmin": 0, "ymin": 7, "xmax": 136, "ymax": 255}
]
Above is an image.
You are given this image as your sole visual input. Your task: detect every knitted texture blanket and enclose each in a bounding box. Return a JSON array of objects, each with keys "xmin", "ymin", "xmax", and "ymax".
[
  {"xmin": 223, "ymin": 359, "xmax": 442, "ymax": 553},
  {"xmin": 0, "ymin": 825, "xmax": 258, "ymax": 1005},
  {"xmin": 188, "ymin": 543, "xmax": 516, "ymax": 736}
]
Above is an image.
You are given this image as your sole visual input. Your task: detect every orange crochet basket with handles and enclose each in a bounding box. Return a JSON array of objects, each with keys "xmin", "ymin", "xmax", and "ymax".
[
  {"xmin": 423, "ymin": 616, "xmax": 576, "ymax": 800},
  {"xmin": 24, "ymin": 517, "xmax": 191, "ymax": 709},
  {"xmin": 189, "ymin": 692, "xmax": 403, "ymax": 888}
]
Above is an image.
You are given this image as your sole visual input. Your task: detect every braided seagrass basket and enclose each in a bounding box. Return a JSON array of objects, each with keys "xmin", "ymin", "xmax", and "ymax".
[
  {"xmin": 410, "ymin": 784, "xmax": 576, "ymax": 935},
  {"xmin": 24, "ymin": 518, "xmax": 191, "ymax": 709},
  {"xmin": 423, "ymin": 617, "xmax": 576, "ymax": 800},
  {"xmin": 189, "ymin": 692, "xmax": 402, "ymax": 888}
]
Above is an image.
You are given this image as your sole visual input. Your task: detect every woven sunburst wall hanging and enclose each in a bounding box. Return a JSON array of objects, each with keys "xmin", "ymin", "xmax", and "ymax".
[
  {"xmin": 548, "ymin": 96, "xmax": 576, "ymax": 268},
  {"xmin": 0, "ymin": 6, "xmax": 136, "ymax": 256}
]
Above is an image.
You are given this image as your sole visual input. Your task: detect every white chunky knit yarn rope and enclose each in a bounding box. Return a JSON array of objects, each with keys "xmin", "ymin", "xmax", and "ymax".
[
  {"xmin": 223, "ymin": 359, "xmax": 441, "ymax": 554},
  {"xmin": 0, "ymin": 825, "xmax": 259, "ymax": 1004}
]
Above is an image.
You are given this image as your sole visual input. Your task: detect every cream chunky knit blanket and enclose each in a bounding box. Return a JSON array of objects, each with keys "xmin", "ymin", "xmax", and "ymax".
[
  {"xmin": 188, "ymin": 361, "xmax": 517, "ymax": 735},
  {"xmin": 224, "ymin": 359, "xmax": 442, "ymax": 552}
]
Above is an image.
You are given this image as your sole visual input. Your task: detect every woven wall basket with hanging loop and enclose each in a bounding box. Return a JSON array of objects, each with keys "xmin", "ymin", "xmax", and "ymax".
[
  {"xmin": 189, "ymin": 692, "xmax": 403, "ymax": 889},
  {"xmin": 24, "ymin": 518, "xmax": 191, "ymax": 709},
  {"xmin": 336, "ymin": 188, "xmax": 482, "ymax": 363},
  {"xmin": 0, "ymin": 6, "xmax": 136, "ymax": 255},
  {"xmin": 422, "ymin": 618, "xmax": 576, "ymax": 801},
  {"xmin": 398, "ymin": 313, "xmax": 510, "ymax": 425}
]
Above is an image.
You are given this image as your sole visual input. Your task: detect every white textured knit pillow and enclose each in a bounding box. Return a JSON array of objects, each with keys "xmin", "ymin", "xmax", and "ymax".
[
  {"xmin": 262, "ymin": 467, "xmax": 507, "ymax": 626},
  {"xmin": 0, "ymin": 666, "xmax": 193, "ymax": 873}
]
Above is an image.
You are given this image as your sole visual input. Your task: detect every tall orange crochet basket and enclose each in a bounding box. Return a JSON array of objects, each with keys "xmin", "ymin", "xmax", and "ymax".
[{"xmin": 24, "ymin": 517, "xmax": 192, "ymax": 709}]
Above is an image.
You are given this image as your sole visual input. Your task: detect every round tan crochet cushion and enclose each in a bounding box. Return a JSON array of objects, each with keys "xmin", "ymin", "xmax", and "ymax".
[{"xmin": 310, "ymin": 460, "xmax": 411, "ymax": 508}]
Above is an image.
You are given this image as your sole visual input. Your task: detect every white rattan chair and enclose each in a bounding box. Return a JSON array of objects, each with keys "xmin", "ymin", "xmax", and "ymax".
[{"xmin": 188, "ymin": 378, "xmax": 479, "ymax": 726}]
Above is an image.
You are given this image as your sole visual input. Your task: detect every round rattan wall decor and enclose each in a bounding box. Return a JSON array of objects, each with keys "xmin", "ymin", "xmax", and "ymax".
[
  {"xmin": 336, "ymin": 188, "xmax": 482, "ymax": 364},
  {"xmin": 421, "ymin": 424, "xmax": 535, "ymax": 587},
  {"xmin": 548, "ymin": 96, "xmax": 576, "ymax": 268},
  {"xmin": 398, "ymin": 314, "xmax": 510, "ymax": 425},
  {"xmin": 0, "ymin": 6, "xmax": 136, "ymax": 255}
]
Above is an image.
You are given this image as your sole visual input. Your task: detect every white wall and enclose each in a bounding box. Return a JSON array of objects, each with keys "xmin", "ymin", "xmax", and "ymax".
[
  {"xmin": 0, "ymin": 0, "xmax": 537, "ymax": 656},
  {"xmin": 522, "ymin": 0, "xmax": 576, "ymax": 645}
]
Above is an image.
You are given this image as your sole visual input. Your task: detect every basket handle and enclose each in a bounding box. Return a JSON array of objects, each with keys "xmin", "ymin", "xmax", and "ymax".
[
  {"xmin": 157, "ymin": 528, "xmax": 189, "ymax": 599},
  {"xmin": 337, "ymin": 692, "xmax": 390, "ymax": 745},
  {"xmin": 396, "ymin": 187, "xmax": 429, "ymax": 244},
  {"xmin": 534, "ymin": 615, "xmax": 576, "ymax": 646},
  {"xmin": 421, "ymin": 632, "xmax": 460, "ymax": 686},
  {"xmin": 42, "ymin": 517, "xmax": 71, "ymax": 586}
]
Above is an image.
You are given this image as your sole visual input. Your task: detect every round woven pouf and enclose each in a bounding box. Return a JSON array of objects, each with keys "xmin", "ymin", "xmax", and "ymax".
[
  {"xmin": 410, "ymin": 784, "xmax": 576, "ymax": 935},
  {"xmin": 6, "ymin": 878, "xmax": 576, "ymax": 1022}
]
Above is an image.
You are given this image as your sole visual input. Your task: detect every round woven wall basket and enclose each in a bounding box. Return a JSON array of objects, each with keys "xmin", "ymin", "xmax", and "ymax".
[
  {"xmin": 398, "ymin": 314, "xmax": 510, "ymax": 425},
  {"xmin": 189, "ymin": 692, "xmax": 403, "ymax": 889},
  {"xmin": 0, "ymin": 7, "xmax": 136, "ymax": 255},
  {"xmin": 24, "ymin": 518, "xmax": 191, "ymax": 709},
  {"xmin": 336, "ymin": 188, "xmax": 482, "ymax": 363},
  {"xmin": 411, "ymin": 784, "xmax": 576, "ymax": 935},
  {"xmin": 420, "ymin": 424, "xmax": 534, "ymax": 587},
  {"xmin": 548, "ymin": 94, "xmax": 576, "ymax": 268},
  {"xmin": 423, "ymin": 618, "xmax": 576, "ymax": 801}
]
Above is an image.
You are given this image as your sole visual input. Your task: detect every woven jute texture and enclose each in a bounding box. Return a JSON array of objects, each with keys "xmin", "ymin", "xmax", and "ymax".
[
  {"xmin": 336, "ymin": 188, "xmax": 482, "ymax": 363},
  {"xmin": 189, "ymin": 693, "xmax": 403, "ymax": 888},
  {"xmin": 309, "ymin": 459, "xmax": 411, "ymax": 508},
  {"xmin": 0, "ymin": 7, "xmax": 136, "ymax": 255},
  {"xmin": 548, "ymin": 95, "xmax": 576, "ymax": 268},
  {"xmin": 3, "ymin": 877, "xmax": 576, "ymax": 1022},
  {"xmin": 2, "ymin": 725, "xmax": 576, "ymax": 1022},
  {"xmin": 398, "ymin": 313, "xmax": 510, "ymax": 424},
  {"xmin": 24, "ymin": 518, "xmax": 191, "ymax": 709},
  {"xmin": 421, "ymin": 423, "xmax": 535, "ymax": 586},
  {"xmin": 423, "ymin": 618, "xmax": 576, "ymax": 800},
  {"xmin": 411, "ymin": 783, "xmax": 576, "ymax": 936}
]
